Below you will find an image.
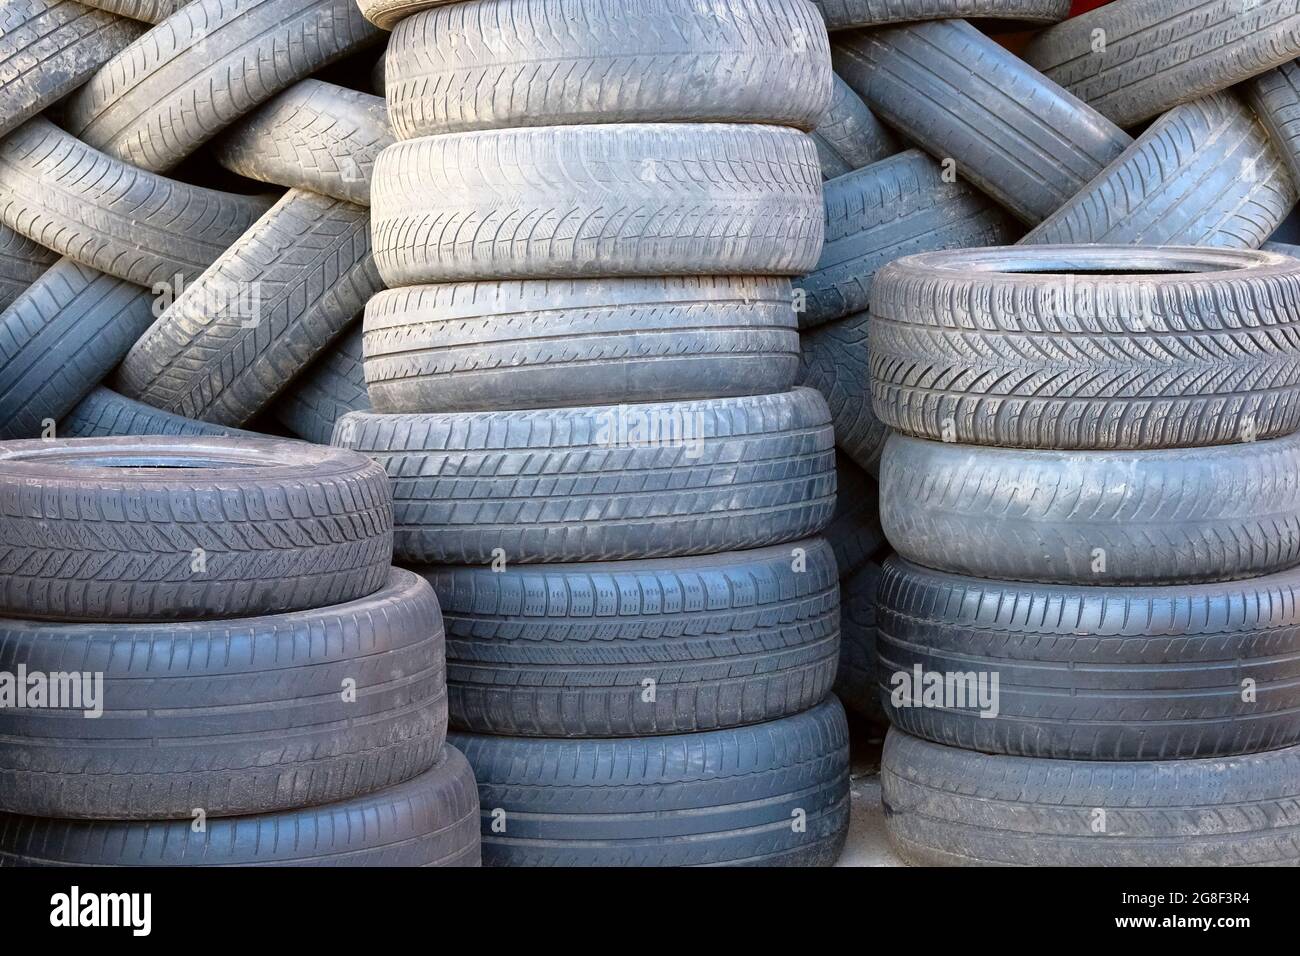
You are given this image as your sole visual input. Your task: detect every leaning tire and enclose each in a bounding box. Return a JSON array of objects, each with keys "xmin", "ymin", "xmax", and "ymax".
[
  {"xmin": 812, "ymin": 0, "xmax": 1069, "ymax": 30},
  {"xmin": 798, "ymin": 310, "xmax": 889, "ymax": 473},
  {"xmin": 274, "ymin": 325, "xmax": 371, "ymax": 445},
  {"xmin": 0, "ymin": 435, "xmax": 393, "ymax": 621},
  {"xmin": 810, "ymin": 74, "xmax": 897, "ymax": 180},
  {"xmin": 452, "ymin": 697, "xmax": 850, "ymax": 867},
  {"xmin": 60, "ymin": 387, "xmax": 258, "ymax": 438},
  {"xmin": 0, "ymin": 569, "xmax": 447, "ymax": 819},
  {"xmin": 0, "ymin": 225, "xmax": 54, "ymax": 311}
]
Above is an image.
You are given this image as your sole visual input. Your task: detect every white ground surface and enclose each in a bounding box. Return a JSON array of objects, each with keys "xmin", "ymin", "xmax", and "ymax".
[{"xmin": 837, "ymin": 714, "xmax": 906, "ymax": 867}]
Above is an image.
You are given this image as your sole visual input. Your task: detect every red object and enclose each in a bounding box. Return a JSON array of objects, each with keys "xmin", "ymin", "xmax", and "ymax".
[{"xmin": 1070, "ymin": 0, "xmax": 1113, "ymax": 13}]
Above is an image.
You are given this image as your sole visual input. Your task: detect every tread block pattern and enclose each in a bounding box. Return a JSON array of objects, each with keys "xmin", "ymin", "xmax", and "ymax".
[
  {"xmin": 1246, "ymin": 61, "xmax": 1300, "ymax": 200},
  {"xmin": 275, "ymin": 324, "xmax": 371, "ymax": 446},
  {"xmin": 61, "ymin": 386, "xmax": 257, "ymax": 438},
  {"xmin": 798, "ymin": 309, "xmax": 889, "ymax": 473},
  {"xmin": 811, "ymin": 73, "xmax": 897, "ymax": 179},
  {"xmin": 0, "ymin": 223, "xmax": 55, "ymax": 311},
  {"xmin": 812, "ymin": 0, "xmax": 1069, "ymax": 30}
]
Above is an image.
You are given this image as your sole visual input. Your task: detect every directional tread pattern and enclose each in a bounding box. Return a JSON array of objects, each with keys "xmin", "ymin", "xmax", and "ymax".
[
  {"xmin": 0, "ymin": 224, "xmax": 55, "ymax": 311},
  {"xmin": 275, "ymin": 325, "xmax": 370, "ymax": 446},
  {"xmin": 810, "ymin": 74, "xmax": 897, "ymax": 179},
  {"xmin": 1246, "ymin": 61, "xmax": 1300, "ymax": 200},
  {"xmin": 798, "ymin": 310, "xmax": 889, "ymax": 473},
  {"xmin": 61, "ymin": 386, "xmax": 256, "ymax": 438}
]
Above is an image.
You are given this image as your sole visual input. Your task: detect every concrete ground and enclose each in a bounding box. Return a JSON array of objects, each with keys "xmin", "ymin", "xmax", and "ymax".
[{"xmin": 836, "ymin": 713, "xmax": 906, "ymax": 867}]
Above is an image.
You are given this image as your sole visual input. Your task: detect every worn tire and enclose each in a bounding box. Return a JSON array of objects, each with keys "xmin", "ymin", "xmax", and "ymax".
[
  {"xmin": 0, "ymin": 118, "xmax": 271, "ymax": 286},
  {"xmin": 1024, "ymin": 0, "xmax": 1300, "ymax": 130},
  {"xmin": 796, "ymin": 150, "xmax": 1018, "ymax": 329},
  {"xmin": 798, "ymin": 310, "xmax": 889, "ymax": 473},
  {"xmin": 833, "ymin": 560, "xmax": 883, "ymax": 721},
  {"xmin": 0, "ymin": 569, "xmax": 447, "ymax": 819},
  {"xmin": 64, "ymin": 0, "xmax": 382, "ymax": 172},
  {"xmin": 363, "ymin": 277, "xmax": 799, "ymax": 413},
  {"xmin": 452, "ymin": 697, "xmax": 850, "ymax": 867},
  {"xmin": 0, "ymin": 225, "xmax": 55, "ymax": 311},
  {"xmin": 869, "ymin": 246, "xmax": 1300, "ymax": 450},
  {"xmin": 385, "ymin": 0, "xmax": 830, "ymax": 140},
  {"xmin": 332, "ymin": 388, "xmax": 836, "ymax": 564},
  {"xmin": 0, "ymin": 745, "xmax": 480, "ymax": 866},
  {"xmin": 0, "ymin": 258, "xmax": 154, "ymax": 439},
  {"xmin": 61, "ymin": 387, "xmax": 257, "ymax": 438},
  {"xmin": 114, "ymin": 190, "xmax": 382, "ymax": 427},
  {"xmin": 275, "ymin": 324, "xmax": 370, "ymax": 445},
  {"xmin": 0, "ymin": 0, "xmax": 143, "ymax": 140},
  {"xmin": 833, "ymin": 19, "xmax": 1130, "ymax": 225},
  {"xmin": 417, "ymin": 538, "xmax": 839, "ymax": 737},
  {"xmin": 823, "ymin": 452, "xmax": 883, "ymax": 581},
  {"xmin": 1021, "ymin": 93, "xmax": 1296, "ymax": 248},
  {"xmin": 74, "ymin": 0, "xmax": 191, "ymax": 21},
  {"xmin": 0, "ymin": 435, "xmax": 392, "ymax": 622},
  {"xmin": 881, "ymin": 431, "xmax": 1300, "ymax": 585},
  {"xmin": 1247, "ymin": 62, "xmax": 1300, "ymax": 197},
  {"xmin": 360, "ymin": 0, "xmax": 459, "ymax": 30},
  {"xmin": 370, "ymin": 124, "xmax": 824, "ymax": 285},
  {"xmin": 811, "ymin": 74, "xmax": 897, "ymax": 180},
  {"xmin": 812, "ymin": 0, "xmax": 1069, "ymax": 30},
  {"xmin": 883, "ymin": 729, "xmax": 1300, "ymax": 866}
]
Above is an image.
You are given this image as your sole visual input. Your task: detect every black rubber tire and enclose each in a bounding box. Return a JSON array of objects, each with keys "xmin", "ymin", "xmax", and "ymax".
[
  {"xmin": 451, "ymin": 696, "xmax": 850, "ymax": 867},
  {"xmin": 363, "ymin": 277, "xmax": 800, "ymax": 413},
  {"xmin": 60, "ymin": 387, "xmax": 257, "ymax": 438},
  {"xmin": 113, "ymin": 190, "xmax": 382, "ymax": 427},
  {"xmin": 881, "ymin": 431, "xmax": 1300, "ymax": 585},
  {"xmin": 0, "ymin": 225, "xmax": 55, "ymax": 311},
  {"xmin": 823, "ymin": 452, "xmax": 883, "ymax": 582},
  {"xmin": 370, "ymin": 124, "xmax": 824, "ymax": 285},
  {"xmin": 869, "ymin": 246, "xmax": 1300, "ymax": 450},
  {"xmin": 0, "ymin": 435, "xmax": 392, "ymax": 622},
  {"xmin": 0, "ymin": 569, "xmax": 447, "ymax": 819},
  {"xmin": 812, "ymin": 0, "xmax": 1069, "ymax": 30},
  {"xmin": 0, "ymin": 0, "xmax": 143, "ymax": 140},
  {"xmin": 879, "ymin": 557, "xmax": 1300, "ymax": 761},
  {"xmin": 0, "ymin": 257, "xmax": 155, "ymax": 439},
  {"xmin": 0, "ymin": 118, "xmax": 271, "ymax": 287},
  {"xmin": 798, "ymin": 309, "xmax": 889, "ymax": 473},
  {"xmin": 883, "ymin": 729, "xmax": 1300, "ymax": 866},
  {"xmin": 833, "ymin": 19, "xmax": 1131, "ymax": 225},
  {"xmin": 0, "ymin": 745, "xmax": 481, "ymax": 866},
  {"xmin": 74, "ymin": 0, "xmax": 190, "ymax": 21},
  {"xmin": 796, "ymin": 149, "xmax": 1018, "ymax": 329},
  {"xmin": 384, "ymin": 0, "xmax": 831, "ymax": 140},
  {"xmin": 811, "ymin": 74, "xmax": 897, "ymax": 180},
  {"xmin": 332, "ymin": 388, "xmax": 836, "ymax": 564},
  {"xmin": 1024, "ymin": 0, "xmax": 1300, "ymax": 130},
  {"xmin": 275, "ymin": 324, "xmax": 371, "ymax": 445},
  {"xmin": 1021, "ymin": 92, "xmax": 1296, "ymax": 249},
  {"xmin": 214, "ymin": 80, "xmax": 392, "ymax": 206},
  {"xmin": 1246, "ymin": 62, "xmax": 1300, "ymax": 197},
  {"xmin": 832, "ymin": 560, "xmax": 883, "ymax": 722},
  {"xmin": 63, "ymin": 0, "xmax": 382, "ymax": 173},
  {"xmin": 417, "ymin": 538, "xmax": 839, "ymax": 737}
]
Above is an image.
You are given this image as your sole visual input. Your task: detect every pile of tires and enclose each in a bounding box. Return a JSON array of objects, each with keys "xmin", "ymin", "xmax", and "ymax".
[
  {"xmin": 0, "ymin": 435, "xmax": 480, "ymax": 866},
  {"xmin": 330, "ymin": 0, "xmax": 853, "ymax": 867},
  {"xmin": 871, "ymin": 245, "xmax": 1300, "ymax": 866}
]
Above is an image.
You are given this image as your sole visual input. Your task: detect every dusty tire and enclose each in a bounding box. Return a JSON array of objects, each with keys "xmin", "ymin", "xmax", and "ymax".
[
  {"xmin": 811, "ymin": 74, "xmax": 897, "ymax": 179},
  {"xmin": 363, "ymin": 277, "xmax": 799, "ymax": 413},
  {"xmin": 370, "ymin": 124, "xmax": 824, "ymax": 285},
  {"xmin": 1247, "ymin": 62, "xmax": 1300, "ymax": 198},
  {"xmin": 332, "ymin": 388, "xmax": 836, "ymax": 564},
  {"xmin": 63, "ymin": 0, "xmax": 382, "ymax": 172},
  {"xmin": 451, "ymin": 697, "xmax": 850, "ymax": 867},
  {"xmin": 0, "ymin": 118, "xmax": 271, "ymax": 286},
  {"xmin": 0, "ymin": 0, "xmax": 143, "ymax": 139},
  {"xmin": 1021, "ymin": 93, "xmax": 1296, "ymax": 248},
  {"xmin": 833, "ymin": 19, "xmax": 1130, "ymax": 225},
  {"xmin": 796, "ymin": 150, "xmax": 1018, "ymax": 329},
  {"xmin": 0, "ymin": 569, "xmax": 447, "ymax": 819},
  {"xmin": 869, "ymin": 246, "xmax": 1300, "ymax": 450},
  {"xmin": 60, "ymin": 387, "xmax": 257, "ymax": 438},
  {"xmin": 812, "ymin": 0, "xmax": 1069, "ymax": 30},
  {"xmin": 0, "ymin": 258, "xmax": 154, "ymax": 439},
  {"xmin": 798, "ymin": 310, "xmax": 889, "ymax": 473},
  {"xmin": 883, "ymin": 729, "xmax": 1300, "ymax": 866},
  {"xmin": 0, "ymin": 745, "xmax": 481, "ymax": 866},
  {"xmin": 214, "ymin": 80, "xmax": 392, "ymax": 205},
  {"xmin": 823, "ymin": 452, "xmax": 883, "ymax": 581},
  {"xmin": 881, "ymin": 431, "xmax": 1300, "ymax": 585},
  {"xmin": 0, "ymin": 225, "xmax": 55, "ymax": 311},
  {"xmin": 1024, "ymin": 0, "xmax": 1300, "ymax": 130},
  {"xmin": 74, "ymin": 0, "xmax": 191, "ymax": 21},
  {"xmin": 0, "ymin": 435, "xmax": 393, "ymax": 622},
  {"xmin": 275, "ymin": 325, "xmax": 371, "ymax": 445},
  {"xmin": 360, "ymin": 0, "xmax": 460, "ymax": 30},
  {"xmin": 384, "ymin": 0, "xmax": 831, "ymax": 139},
  {"xmin": 417, "ymin": 539, "xmax": 839, "ymax": 737},
  {"xmin": 114, "ymin": 190, "xmax": 382, "ymax": 427},
  {"xmin": 833, "ymin": 560, "xmax": 883, "ymax": 722},
  {"xmin": 878, "ymin": 558, "xmax": 1300, "ymax": 761}
]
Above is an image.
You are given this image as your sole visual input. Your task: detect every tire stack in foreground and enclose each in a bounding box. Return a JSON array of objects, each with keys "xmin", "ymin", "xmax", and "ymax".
[
  {"xmin": 339, "ymin": 0, "xmax": 852, "ymax": 866},
  {"xmin": 0, "ymin": 436, "xmax": 479, "ymax": 866},
  {"xmin": 870, "ymin": 245, "xmax": 1300, "ymax": 866}
]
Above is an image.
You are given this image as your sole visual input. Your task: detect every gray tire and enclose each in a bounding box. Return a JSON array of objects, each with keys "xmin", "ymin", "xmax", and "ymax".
[
  {"xmin": 823, "ymin": 452, "xmax": 883, "ymax": 581},
  {"xmin": 0, "ymin": 225, "xmax": 54, "ymax": 311},
  {"xmin": 275, "ymin": 324, "xmax": 371, "ymax": 445},
  {"xmin": 1021, "ymin": 93, "xmax": 1296, "ymax": 248},
  {"xmin": 74, "ymin": 0, "xmax": 191, "ymax": 21},
  {"xmin": 363, "ymin": 277, "xmax": 799, "ymax": 413},
  {"xmin": 61, "ymin": 387, "xmax": 258, "ymax": 438},
  {"xmin": 833, "ymin": 19, "xmax": 1131, "ymax": 225},
  {"xmin": 798, "ymin": 309, "xmax": 889, "ymax": 473},
  {"xmin": 869, "ymin": 246, "xmax": 1300, "ymax": 449},
  {"xmin": 833, "ymin": 560, "xmax": 883, "ymax": 722},
  {"xmin": 332, "ymin": 388, "xmax": 836, "ymax": 564},
  {"xmin": 359, "ymin": 0, "xmax": 460, "ymax": 30},
  {"xmin": 370, "ymin": 124, "xmax": 824, "ymax": 285},
  {"xmin": 811, "ymin": 74, "xmax": 897, "ymax": 180},
  {"xmin": 1024, "ymin": 0, "xmax": 1300, "ymax": 130},
  {"xmin": 812, "ymin": 0, "xmax": 1069, "ymax": 30},
  {"xmin": 1246, "ymin": 62, "xmax": 1300, "ymax": 196}
]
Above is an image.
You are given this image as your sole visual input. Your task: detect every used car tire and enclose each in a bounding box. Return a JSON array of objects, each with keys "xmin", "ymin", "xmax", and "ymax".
[
  {"xmin": 798, "ymin": 309, "xmax": 889, "ymax": 473},
  {"xmin": 810, "ymin": 74, "xmax": 897, "ymax": 180},
  {"xmin": 275, "ymin": 325, "xmax": 371, "ymax": 445},
  {"xmin": 833, "ymin": 560, "xmax": 883, "ymax": 721},
  {"xmin": 0, "ymin": 435, "xmax": 393, "ymax": 621},
  {"xmin": 0, "ymin": 569, "xmax": 447, "ymax": 819},
  {"xmin": 451, "ymin": 696, "xmax": 850, "ymax": 867},
  {"xmin": 812, "ymin": 0, "xmax": 1070, "ymax": 31},
  {"xmin": 60, "ymin": 387, "xmax": 257, "ymax": 438},
  {"xmin": 73, "ymin": 0, "xmax": 191, "ymax": 22},
  {"xmin": 0, "ymin": 225, "xmax": 55, "ymax": 311},
  {"xmin": 822, "ymin": 452, "xmax": 883, "ymax": 581}
]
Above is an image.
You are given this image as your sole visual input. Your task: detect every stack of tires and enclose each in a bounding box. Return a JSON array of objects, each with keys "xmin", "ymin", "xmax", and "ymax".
[
  {"xmin": 0, "ymin": 435, "xmax": 480, "ymax": 866},
  {"xmin": 871, "ymin": 244, "xmax": 1300, "ymax": 866},
  {"xmin": 335, "ymin": 0, "xmax": 852, "ymax": 866}
]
